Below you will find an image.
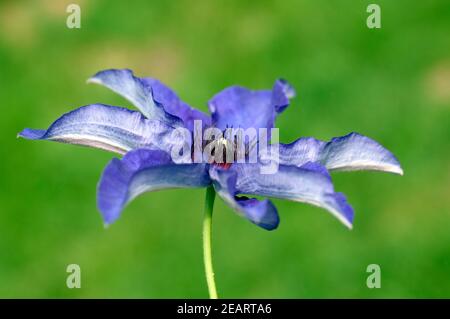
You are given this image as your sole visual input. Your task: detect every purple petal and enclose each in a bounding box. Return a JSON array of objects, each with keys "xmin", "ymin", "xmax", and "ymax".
[
  {"xmin": 18, "ymin": 104, "xmax": 189, "ymax": 155},
  {"xmin": 88, "ymin": 69, "xmax": 183, "ymax": 127},
  {"xmin": 98, "ymin": 149, "xmax": 211, "ymax": 224},
  {"xmin": 142, "ymin": 78, "xmax": 211, "ymax": 131},
  {"xmin": 208, "ymin": 79, "xmax": 295, "ymax": 131},
  {"xmin": 262, "ymin": 132, "xmax": 403, "ymax": 175},
  {"xmin": 230, "ymin": 162, "xmax": 354, "ymax": 228},
  {"xmin": 272, "ymin": 79, "xmax": 296, "ymax": 114},
  {"xmin": 209, "ymin": 167, "xmax": 279, "ymax": 230}
]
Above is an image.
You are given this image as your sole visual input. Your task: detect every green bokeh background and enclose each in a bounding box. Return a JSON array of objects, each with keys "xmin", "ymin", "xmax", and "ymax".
[{"xmin": 1, "ymin": 0, "xmax": 449, "ymax": 298}]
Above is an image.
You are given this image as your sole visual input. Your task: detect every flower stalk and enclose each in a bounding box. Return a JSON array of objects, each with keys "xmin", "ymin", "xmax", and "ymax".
[{"xmin": 203, "ymin": 185, "xmax": 218, "ymax": 299}]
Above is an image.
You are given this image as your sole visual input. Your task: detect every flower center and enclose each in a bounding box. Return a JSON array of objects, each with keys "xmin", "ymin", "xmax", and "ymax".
[
  {"xmin": 190, "ymin": 127, "xmax": 255, "ymax": 169},
  {"xmin": 209, "ymin": 137, "xmax": 235, "ymax": 170}
]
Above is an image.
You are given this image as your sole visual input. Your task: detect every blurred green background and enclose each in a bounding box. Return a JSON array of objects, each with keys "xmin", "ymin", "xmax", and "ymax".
[{"xmin": 0, "ymin": 0, "xmax": 449, "ymax": 298}]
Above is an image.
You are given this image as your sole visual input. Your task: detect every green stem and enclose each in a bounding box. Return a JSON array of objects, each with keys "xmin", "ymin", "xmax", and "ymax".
[{"xmin": 202, "ymin": 185, "xmax": 218, "ymax": 299}]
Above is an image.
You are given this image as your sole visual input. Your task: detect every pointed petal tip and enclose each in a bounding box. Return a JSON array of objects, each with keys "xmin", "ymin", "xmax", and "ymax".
[
  {"xmin": 17, "ymin": 128, "xmax": 46, "ymax": 140},
  {"xmin": 391, "ymin": 165, "xmax": 404, "ymax": 176},
  {"xmin": 276, "ymin": 78, "xmax": 296, "ymax": 99},
  {"xmin": 86, "ymin": 77, "xmax": 100, "ymax": 85},
  {"xmin": 369, "ymin": 159, "xmax": 403, "ymax": 176},
  {"xmin": 264, "ymin": 222, "xmax": 279, "ymax": 231},
  {"xmin": 101, "ymin": 211, "xmax": 118, "ymax": 229},
  {"xmin": 87, "ymin": 69, "xmax": 123, "ymax": 84},
  {"xmin": 344, "ymin": 220, "xmax": 353, "ymax": 230},
  {"xmin": 258, "ymin": 206, "xmax": 280, "ymax": 231},
  {"xmin": 87, "ymin": 71, "xmax": 103, "ymax": 84},
  {"xmin": 327, "ymin": 192, "xmax": 354, "ymax": 229},
  {"xmin": 332, "ymin": 211, "xmax": 353, "ymax": 229},
  {"xmin": 333, "ymin": 210, "xmax": 354, "ymax": 229}
]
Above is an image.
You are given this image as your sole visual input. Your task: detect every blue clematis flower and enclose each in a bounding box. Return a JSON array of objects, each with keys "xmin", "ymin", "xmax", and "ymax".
[{"xmin": 19, "ymin": 69, "xmax": 403, "ymax": 230}]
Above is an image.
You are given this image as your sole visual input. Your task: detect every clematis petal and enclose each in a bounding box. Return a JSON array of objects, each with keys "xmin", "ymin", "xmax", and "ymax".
[
  {"xmin": 262, "ymin": 132, "xmax": 403, "ymax": 175},
  {"xmin": 208, "ymin": 79, "xmax": 295, "ymax": 131},
  {"xmin": 87, "ymin": 69, "xmax": 183, "ymax": 127},
  {"xmin": 18, "ymin": 104, "xmax": 189, "ymax": 156},
  {"xmin": 272, "ymin": 78, "xmax": 296, "ymax": 114},
  {"xmin": 230, "ymin": 162, "xmax": 354, "ymax": 228},
  {"xmin": 209, "ymin": 167, "xmax": 279, "ymax": 230},
  {"xmin": 142, "ymin": 78, "xmax": 211, "ymax": 131},
  {"xmin": 97, "ymin": 149, "xmax": 211, "ymax": 224}
]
